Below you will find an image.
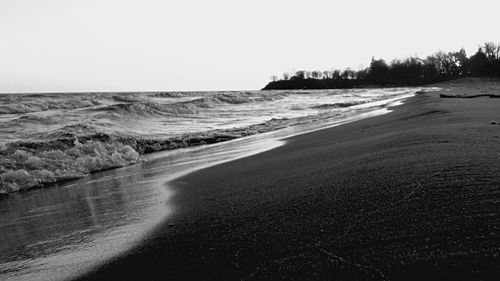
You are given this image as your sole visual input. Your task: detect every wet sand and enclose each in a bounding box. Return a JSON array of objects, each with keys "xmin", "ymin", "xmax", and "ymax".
[{"xmin": 76, "ymin": 78, "xmax": 500, "ymax": 281}]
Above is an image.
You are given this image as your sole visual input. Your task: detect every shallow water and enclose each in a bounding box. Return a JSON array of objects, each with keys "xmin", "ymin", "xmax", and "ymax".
[{"xmin": 0, "ymin": 162, "xmax": 172, "ymax": 280}]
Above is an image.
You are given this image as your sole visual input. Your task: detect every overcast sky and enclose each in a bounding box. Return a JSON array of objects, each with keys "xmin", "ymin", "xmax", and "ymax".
[{"xmin": 0, "ymin": 0, "xmax": 498, "ymax": 92}]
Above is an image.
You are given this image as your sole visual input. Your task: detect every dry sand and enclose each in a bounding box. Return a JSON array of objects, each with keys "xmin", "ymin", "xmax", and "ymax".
[{"xmin": 77, "ymin": 78, "xmax": 500, "ymax": 281}]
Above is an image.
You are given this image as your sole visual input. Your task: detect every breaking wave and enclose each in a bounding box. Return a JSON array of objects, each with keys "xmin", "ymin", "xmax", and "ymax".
[
  {"xmin": 92, "ymin": 92, "xmax": 286, "ymax": 117},
  {"xmin": 0, "ymin": 97, "xmax": 101, "ymax": 114},
  {"xmin": 112, "ymin": 93, "xmax": 152, "ymax": 103},
  {"xmin": 152, "ymin": 92, "xmax": 187, "ymax": 98},
  {"xmin": 0, "ymin": 139, "xmax": 139, "ymax": 193},
  {"xmin": 0, "ymin": 112, "xmax": 340, "ymax": 194},
  {"xmin": 311, "ymin": 102, "xmax": 363, "ymax": 109},
  {"xmin": 0, "ymin": 115, "xmax": 58, "ymax": 127},
  {"xmin": 0, "ymin": 116, "xmax": 302, "ymax": 193}
]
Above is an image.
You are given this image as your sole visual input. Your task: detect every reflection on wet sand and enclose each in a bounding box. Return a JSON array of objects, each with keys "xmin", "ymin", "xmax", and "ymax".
[{"xmin": 0, "ymin": 162, "xmax": 172, "ymax": 281}]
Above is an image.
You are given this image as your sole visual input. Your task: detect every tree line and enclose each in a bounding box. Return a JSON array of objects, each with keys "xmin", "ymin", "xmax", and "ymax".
[{"xmin": 263, "ymin": 42, "xmax": 500, "ymax": 90}]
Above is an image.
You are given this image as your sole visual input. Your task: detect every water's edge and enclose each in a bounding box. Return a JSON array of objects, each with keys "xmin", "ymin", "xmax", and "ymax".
[
  {"xmin": 0, "ymin": 94, "xmax": 415, "ymax": 281},
  {"xmin": 1, "ymin": 88, "xmax": 427, "ymax": 194}
]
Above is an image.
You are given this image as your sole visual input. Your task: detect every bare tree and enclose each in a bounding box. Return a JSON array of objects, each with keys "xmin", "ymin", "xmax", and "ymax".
[
  {"xmin": 311, "ymin": 71, "xmax": 321, "ymax": 79},
  {"xmin": 322, "ymin": 70, "xmax": 331, "ymax": 79},
  {"xmin": 342, "ymin": 68, "xmax": 356, "ymax": 79},
  {"xmin": 332, "ymin": 70, "xmax": 341, "ymax": 80},
  {"xmin": 295, "ymin": 70, "xmax": 305, "ymax": 79},
  {"xmin": 483, "ymin": 42, "xmax": 500, "ymax": 61}
]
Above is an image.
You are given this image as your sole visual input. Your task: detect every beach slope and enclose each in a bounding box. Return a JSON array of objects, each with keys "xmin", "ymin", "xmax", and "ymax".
[{"xmin": 77, "ymin": 78, "xmax": 500, "ymax": 281}]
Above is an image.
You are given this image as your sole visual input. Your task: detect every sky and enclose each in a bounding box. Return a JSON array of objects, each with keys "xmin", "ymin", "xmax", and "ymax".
[{"xmin": 0, "ymin": 0, "xmax": 498, "ymax": 92}]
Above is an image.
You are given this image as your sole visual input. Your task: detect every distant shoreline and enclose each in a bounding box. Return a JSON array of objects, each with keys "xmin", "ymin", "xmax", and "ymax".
[
  {"xmin": 262, "ymin": 76, "xmax": 439, "ymax": 90},
  {"xmin": 264, "ymin": 42, "xmax": 500, "ymax": 91}
]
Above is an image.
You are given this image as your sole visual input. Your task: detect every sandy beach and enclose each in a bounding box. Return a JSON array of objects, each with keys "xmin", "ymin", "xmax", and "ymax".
[{"xmin": 76, "ymin": 78, "xmax": 500, "ymax": 281}]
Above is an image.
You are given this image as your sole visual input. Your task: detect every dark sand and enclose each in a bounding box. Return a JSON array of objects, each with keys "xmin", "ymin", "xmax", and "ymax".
[{"xmin": 77, "ymin": 78, "xmax": 500, "ymax": 281}]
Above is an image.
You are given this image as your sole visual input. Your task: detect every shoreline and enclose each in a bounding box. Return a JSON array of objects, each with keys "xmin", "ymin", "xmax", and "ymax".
[
  {"xmin": 0, "ymin": 95, "xmax": 409, "ymax": 281},
  {"xmin": 76, "ymin": 79, "xmax": 499, "ymax": 280},
  {"xmin": 0, "ymin": 88, "xmax": 417, "ymax": 195}
]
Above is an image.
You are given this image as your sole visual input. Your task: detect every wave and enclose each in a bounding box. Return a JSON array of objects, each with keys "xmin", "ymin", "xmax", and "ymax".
[
  {"xmin": 112, "ymin": 94, "xmax": 152, "ymax": 103},
  {"xmin": 39, "ymin": 123, "xmax": 103, "ymax": 139},
  {"xmin": 0, "ymin": 115, "xmax": 59, "ymax": 128},
  {"xmin": 91, "ymin": 102, "xmax": 169, "ymax": 116},
  {"xmin": 91, "ymin": 100, "xmax": 210, "ymax": 116},
  {"xmin": 0, "ymin": 138, "xmax": 139, "ymax": 193},
  {"xmin": 311, "ymin": 102, "xmax": 363, "ymax": 109},
  {"xmin": 152, "ymin": 92, "xmax": 187, "ymax": 98},
  {"xmin": 0, "ymin": 113, "xmax": 303, "ymax": 194},
  {"xmin": 0, "ymin": 97, "xmax": 101, "ymax": 114},
  {"xmin": 0, "ymin": 130, "xmax": 239, "ymax": 193},
  {"xmin": 90, "ymin": 92, "xmax": 287, "ymax": 117}
]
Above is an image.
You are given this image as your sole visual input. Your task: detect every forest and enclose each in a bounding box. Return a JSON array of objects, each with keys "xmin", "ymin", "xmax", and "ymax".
[{"xmin": 263, "ymin": 42, "xmax": 500, "ymax": 90}]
